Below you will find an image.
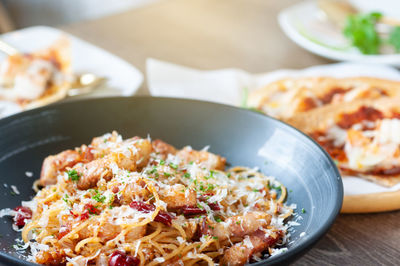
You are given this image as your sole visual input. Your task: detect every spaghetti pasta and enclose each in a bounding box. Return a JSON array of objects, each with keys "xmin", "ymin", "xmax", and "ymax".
[{"xmin": 6, "ymin": 132, "xmax": 295, "ymax": 266}]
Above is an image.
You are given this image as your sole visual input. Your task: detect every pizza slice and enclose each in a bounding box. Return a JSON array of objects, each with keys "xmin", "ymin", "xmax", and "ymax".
[
  {"xmin": 248, "ymin": 77, "xmax": 400, "ymax": 120},
  {"xmin": 287, "ymin": 97, "xmax": 400, "ymax": 187}
]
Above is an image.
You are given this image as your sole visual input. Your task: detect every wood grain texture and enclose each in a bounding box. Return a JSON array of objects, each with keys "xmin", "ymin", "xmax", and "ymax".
[{"xmin": 61, "ymin": 0, "xmax": 400, "ymax": 265}]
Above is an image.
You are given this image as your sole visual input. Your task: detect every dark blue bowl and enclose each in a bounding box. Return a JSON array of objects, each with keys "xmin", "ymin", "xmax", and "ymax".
[{"xmin": 0, "ymin": 97, "xmax": 343, "ymax": 265}]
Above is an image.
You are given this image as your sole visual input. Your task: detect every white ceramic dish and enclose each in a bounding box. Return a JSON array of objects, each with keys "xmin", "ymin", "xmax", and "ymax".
[
  {"xmin": 278, "ymin": 1, "xmax": 400, "ymax": 66},
  {"xmin": 0, "ymin": 26, "xmax": 143, "ymax": 118}
]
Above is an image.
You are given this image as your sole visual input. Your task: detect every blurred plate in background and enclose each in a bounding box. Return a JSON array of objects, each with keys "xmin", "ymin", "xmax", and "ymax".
[
  {"xmin": 0, "ymin": 26, "xmax": 143, "ymax": 118},
  {"xmin": 278, "ymin": 1, "xmax": 400, "ymax": 66}
]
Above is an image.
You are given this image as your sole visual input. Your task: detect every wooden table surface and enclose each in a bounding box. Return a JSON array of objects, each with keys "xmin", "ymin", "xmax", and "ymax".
[{"xmin": 62, "ymin": 0, "xmax": 400, "ymax": 265}]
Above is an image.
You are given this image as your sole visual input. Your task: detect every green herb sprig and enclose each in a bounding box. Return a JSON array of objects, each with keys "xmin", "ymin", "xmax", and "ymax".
[{"xmin": 343, "ymin": 12, "xmax": 400, "ymax": 54}]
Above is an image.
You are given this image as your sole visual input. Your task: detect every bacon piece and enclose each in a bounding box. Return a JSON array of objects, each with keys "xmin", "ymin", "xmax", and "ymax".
[
  {"xmin": 39, "ymin": 144, "xmax": 96, "ymax": 186},
  {"xmin": 98, "ymin": 222, "xmax": 146, "ymax": 242},
  {"xmin": 159, "ymin": 185, "xmax": 197, "ymax": 210},
  {"xmin": 176, "ymin": 147, "xmax": 226, "ymax": 170},
  {"xmin": 220, "ymin": 230, "xmax": 283, "ymax": 266},
  {"xmin": 203, "ymin": 212, "xmax": 271, "ymax": 241},
  {"xmin": 74, "ymin": 139, "xmax": 152, "ymax": 190},
  {"xmin": 182, "ymin": 206, "xmax": 206, "ymax": 216},
  {"xmin": 35, "ymin": 247, "xmax": 66, "ymax": 265},
  {"xmin": 40, "ymin": 150, "xmax": 81, "ymax": 186},
  {"xmin": 74, "ymin": 158, "xmax": 112, "ymax": 190},
  {"xmin": 129, "ymin": 201, "xmax": 174, "ymax": 226},
  {"xmin": 152, "ymin": 139, "xmax": 177, "ymax": 158},
  {"xmin": 119, "ymin": 180, "xmax": 150, "ymax": 205}
]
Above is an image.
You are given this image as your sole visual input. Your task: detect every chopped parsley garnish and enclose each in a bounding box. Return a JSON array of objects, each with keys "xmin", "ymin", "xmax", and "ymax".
[
  {"xmin": 268, "ymin": 183, "xmax": 281, "ymax": 191},
  {"xmin": 67, "ymin": 169, "xmax": 80, "ymax": 182},
  {"xmin": 62, "ymin": 194, "xmax": 71, "ymax": 205},
  {"xmin": 184, "ymin": 173, "xmax": 191, "ymax": 178},
  {"xmin": 236, "ymin": 221, "xmax": 241, "ymax": 225},
  {"xmin": 149, "ymin": 167, "xmax": 158, "ymax": 174},
  {"xmin": 215, "ymin": 217, "xmax": 222, "ymax": 223},
  {"xmin": 301, "ymin": 208, "xmax": 306, "ymax": 214},
  {"xmin": 93, "ymin": 191, "xmax": 106, "ymax": 203},
  {"xmin": 189, "ymin": 161, "xmax": 194, "ymax": 165},
  {"xmin": 164, "ymin": 172, "xmax": 171, "ymax": 177},
  {"xmin": 207, "ymin": 184, "xmax": 215, "ymax": 191},
  {"xmin": 169, "ymin": 163, "xmax": 178, "ymax": 169},
  {"xmin": 159, "ymin": 160, "xmax": 165, "ymax": 165}
]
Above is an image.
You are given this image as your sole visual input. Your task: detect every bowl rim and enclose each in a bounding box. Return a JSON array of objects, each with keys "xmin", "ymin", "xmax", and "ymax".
[{"xmin": 0, "ymin": 96, "xmax": 343, "ymax": 265}]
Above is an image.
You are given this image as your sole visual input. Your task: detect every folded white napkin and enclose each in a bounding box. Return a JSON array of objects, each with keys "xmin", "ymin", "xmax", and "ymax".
[
  {"xmin": 147, "ymin": 58, "xmax": 400, "ymax": 195},
  {"xmin": 147, "ymin": 58, "xmax": 400, "ymax": 107}
]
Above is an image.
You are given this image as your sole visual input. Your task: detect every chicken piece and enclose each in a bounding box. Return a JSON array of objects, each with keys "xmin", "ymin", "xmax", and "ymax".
[
  {"xmin": 109, "ymin": 138, "xmax": 152, "ymax": 171},
  {"xmin": 35, "ymin": 247, "xmax": 66, "ymax": 265},
  {"xmin": 74, "ymin": 158, "xmax": 113, "ymax": 190},
  {"xmin": 40, "ymin": 144, "xmax": 96, "ymax": 186},
  {"xmin": 220, "ymin": 230, "xmax": 282, "ymax": 266},
  {"xmin": 90, "ymin": 131, "xmax": 126, "ymax": 158},
  {"xmin": 79, "ymin": 144, "xmax": 95, "ymax": 162},
  {"xmin": 90, "ymin": 132, "xmax": 151, "ymax": 166},
  {"xmin": 75, "ymin": 139, "xmax": 152, "ymax": 190},
  {"xmin": 119, "ymin": 179, "xmax": 150, "ymax": 204},
  {"xmin": 159, "ymin": 184, "xmax": 197, "ymax": 210},
  {"xmin": 98, "ymin": 223, "xmax": 146, "ymax": 242},
  {"xmin": 40, "ymin": 150, "xmax": 81, "ymax": 186},
  {"xmin": 176, "ymin": 147, "xmax": 226, "ymax": 170},
  {"xmin": 152, "ymin": 139, "xmax": 177, "ymax": 159},
  {"xmin": 205, "ymin": 212, "xmax": 271, "ymax": 241}
]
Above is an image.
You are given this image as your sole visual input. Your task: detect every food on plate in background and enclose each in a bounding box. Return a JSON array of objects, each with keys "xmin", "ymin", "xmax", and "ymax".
[
  {"xmin": 318, "ymin": 0, "xmax": 400, "ymax": 54},
  {"xmin": 247, "ymin": 77, "xmax": 400, "ymax": 120},
  {"xmin": 1, "ymin": 131, "xmax": 294, "ymax": 265},
  {"xmin": 288, "ymin": 98, "xmax": 400, "ymax": 188},
  {"xmin": 0, "ymin": 37, "xmax": 72, "ymax": 110},
  {"xmin": 248, "ymin": 75, "xmax": 400, "ymax": 193}
]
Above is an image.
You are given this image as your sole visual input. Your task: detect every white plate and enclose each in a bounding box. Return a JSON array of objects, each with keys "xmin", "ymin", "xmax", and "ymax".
[
  {"xmin": 278, "ymin": 1, "xmax": 400, "ymax": 66},
  {"xmin": 0, "ymin": 26, "xmax": 143, "ymax": 118}
]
